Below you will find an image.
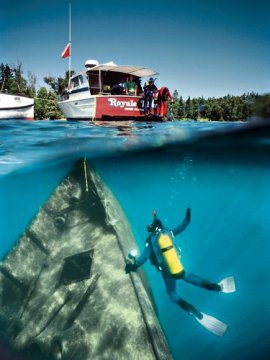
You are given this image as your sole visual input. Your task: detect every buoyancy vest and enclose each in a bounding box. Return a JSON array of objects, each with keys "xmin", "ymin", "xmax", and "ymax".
[
  {"xmin": 157, "ymin": 231, "xmax": 184, "ymax": 278},
  {"xmin": 144, "ymin": 83, "xmax": 157, "ymax": 94}
]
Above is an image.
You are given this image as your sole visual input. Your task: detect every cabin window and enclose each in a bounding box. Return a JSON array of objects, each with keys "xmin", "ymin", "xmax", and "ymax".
[
  {"xmin": 71, "ymin": 77, "xmax": 80, "ymax": 88},
  {"xmin": 88, "ymin": 72, "xmax": 100, "ymax": 95},
  {"xmin": 79, "ymin": 75, "xmax": 84, "ymax": 84},
  {"xmin": 87, "ymin": 70, "xmax": 142, "ymax": 95}
]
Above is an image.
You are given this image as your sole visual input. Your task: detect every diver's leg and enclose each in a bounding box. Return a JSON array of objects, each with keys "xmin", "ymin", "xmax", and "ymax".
[
  {"xmin": 143, "ymin": 95, "xmax": 146, "ymax": 113},
  {"xmin": 144, "ymin": 95, "xmax": 149, "ymax": 114},
  {"xmin": 183, "ymin": 272, "xmax": 221, "ymax": 291},
  {"xmin": 162, "ymin": 275, "xmax": 203, "ymax": 319},
  {"xmin": 148, "ymin": 93, "xmax": 153, "ymax": 112},
  {"xmin": 163, "ymin": 275, "xmax": 228, "ymax": 335},
  {"xmin": 162, "ymin": 275, "xmax": 178, "ymax": 302}
]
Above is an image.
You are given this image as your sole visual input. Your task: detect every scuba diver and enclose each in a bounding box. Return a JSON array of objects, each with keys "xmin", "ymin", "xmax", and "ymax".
[
  {"xmin": 143, "ymin": 78, "xmax": 158, "ymax": 115},
  {"xmin": 125, "ymin": 209, "xmax": 236, "ymax": 336}
]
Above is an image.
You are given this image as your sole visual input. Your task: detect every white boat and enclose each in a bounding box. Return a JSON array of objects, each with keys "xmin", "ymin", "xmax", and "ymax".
[
  {"xmin": 0, "ymin": 93, "xmax": 34, "ymax": 120},
  {"xmin": 58, "ymin": 60, "xmax": 168, "ymax": 121}
]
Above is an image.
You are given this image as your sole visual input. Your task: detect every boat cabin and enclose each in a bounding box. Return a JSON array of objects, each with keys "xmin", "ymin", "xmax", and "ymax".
[{"xmin": 68, "ymin": 60, "xmax": 158, "ymax": 97}]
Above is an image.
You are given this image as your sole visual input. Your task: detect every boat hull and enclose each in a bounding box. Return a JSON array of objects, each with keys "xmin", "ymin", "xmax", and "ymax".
[
  {"xmin": 58, "ymin": 90, "xmax": 96, "ymax": 120},
  {"xmin": 0, "ymin": 160, "xmax": 172, "ymax": 360},
  {"xmin": 0, "ymin": 94, "xmax": 34, "ymax": 120},
  {"xmin": 58, "ymin": 95, "xmax": 164, "ymax": 121}
]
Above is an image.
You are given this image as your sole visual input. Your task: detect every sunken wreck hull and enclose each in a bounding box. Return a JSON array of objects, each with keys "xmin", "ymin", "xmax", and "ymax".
[{"xmin": 0, "ymin": 160, "xmax": 172, "ymax": 360}]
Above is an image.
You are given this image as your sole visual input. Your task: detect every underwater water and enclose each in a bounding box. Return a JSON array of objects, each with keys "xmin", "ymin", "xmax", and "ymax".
[{"xmin": 0, "ymin": 119, "xmax": 270, "ymax": 360}]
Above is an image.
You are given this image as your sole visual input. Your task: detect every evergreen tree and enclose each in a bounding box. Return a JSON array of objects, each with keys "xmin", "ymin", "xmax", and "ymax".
[
  {"xmin": 12, "ymin": 62, "xmax": 28, "ymax": 94},
  {"xmin": 185, "ymin": 97, "xmax": 194, "ymax": 119},
  {"xmin": 210, "ymin": 103, "xmax": 223, "ymax": 120},
  {"xmin": 230, "ymin": 98, "xmax": 238, "ymax": 121},
  {"xmin": 168, "ymin": 90, "xmax": 180, "ymax": 119},
  {"xmin": 46, "ymin": 92, "xmax": 63, "ymax": 119},
  {"xmin": 35, "ymin": 87, "xmax": 49, "ymax": 119},
  {"xmin": 191, "ymin": 98, "xmax": 199, "ymax": 120},
  {"xmin": 254, "ymin": 94, "xmax": 270, "ymax": 118},
  {"xmin": 34, "ymin": 87, "xmax": 63, "ymax": 120},
  {"xmin": 0, "ymin": 64, "xmax": 13, "ymax": 92},
  {"xmin": 0, "ymin": 62, "xmax": 34, "ymax": 96},
  {"xmin": 178, "ymin": 96, "xmax": 185, "ymax": 118}
]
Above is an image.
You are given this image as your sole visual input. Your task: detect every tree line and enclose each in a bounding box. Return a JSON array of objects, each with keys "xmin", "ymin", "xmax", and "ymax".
[
  {"xmin": 0, "ymin": 62, "xmax": 269, "ymax": 120},
  {"xmin": 168, "ymin": 90, "xmax": 259, "ymax": 121}
]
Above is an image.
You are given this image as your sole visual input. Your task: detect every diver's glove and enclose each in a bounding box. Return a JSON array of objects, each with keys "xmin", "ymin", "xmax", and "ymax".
[
  {"xmin": 185, "ymin": 208, "xmax": 191, "ymax": 223},
  {"xmin": 125, "ymin": 262, "xmax": 138, "ymax": 273}
]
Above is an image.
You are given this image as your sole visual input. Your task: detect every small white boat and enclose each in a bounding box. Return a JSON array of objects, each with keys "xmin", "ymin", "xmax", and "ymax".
[
  {"xmin": 58, "ymin": 60, "xmax": 169, "ymax": 121},
  {"xmin": 0, "ymin": 93, "xmax": 34, "ymax": 120}
]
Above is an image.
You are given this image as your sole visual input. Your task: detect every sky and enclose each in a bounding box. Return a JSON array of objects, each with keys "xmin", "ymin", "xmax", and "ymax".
[{"xmin": 1, "ymin": 0, "xmax": 269, "ymax": 99}]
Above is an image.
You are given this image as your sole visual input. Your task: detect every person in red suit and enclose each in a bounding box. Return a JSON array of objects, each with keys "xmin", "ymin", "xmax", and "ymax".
[{"xmin": 156, "ymin": 87, "xmax": 174, "ymax": 117}]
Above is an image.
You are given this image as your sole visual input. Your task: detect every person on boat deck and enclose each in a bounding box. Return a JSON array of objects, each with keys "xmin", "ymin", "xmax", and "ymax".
[
  {"xmin": 125, "ymin": 76, "xmax": 137, "ymax": 96},
  {"xmin": 156, "ymin": 87, "xmax": 174, "ymax": 117},
  {"xmin": 125, "ymin": 209, "xmax": 236, "ymax": 326},
  {"xmin": 137, "ymin": 79, "xmax": 143, "ymax": 95},
  {"xmin": 143, "ymin": 78, "xmax": 158, "ymax": 115},
  {"xmin": 111, "ymin": 81, "xmax": 125, "ymax": 95}
]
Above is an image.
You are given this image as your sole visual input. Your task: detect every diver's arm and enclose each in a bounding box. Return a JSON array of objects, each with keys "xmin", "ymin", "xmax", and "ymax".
[
  {"xmin": 172, "ymin": 208, "xmax": 191, "ymax": 237},
  {"xmin": 136, "ymin": 241, "xmax": 151, "ymax": 267},
  {"xmin": 125, "ymin": 239, "xmax": 151, "ymax": 273}
]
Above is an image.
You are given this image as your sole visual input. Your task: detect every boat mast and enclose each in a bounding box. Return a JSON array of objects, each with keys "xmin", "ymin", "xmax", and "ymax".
[{"xmin": 69, "ymin": 3, "xmax": 72, "ymax": 85}]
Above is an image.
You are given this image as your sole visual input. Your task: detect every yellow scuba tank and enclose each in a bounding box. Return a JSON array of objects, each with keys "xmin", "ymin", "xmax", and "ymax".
[{"xmin": 157, "ymin": 232, "xmax": 184, "ymax": 278}]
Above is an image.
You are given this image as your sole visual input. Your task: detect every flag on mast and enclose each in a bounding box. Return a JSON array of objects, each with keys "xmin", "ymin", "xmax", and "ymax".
[{"xmin": 61, "ymin": 43, "xmax": 71, "ymax": 58}]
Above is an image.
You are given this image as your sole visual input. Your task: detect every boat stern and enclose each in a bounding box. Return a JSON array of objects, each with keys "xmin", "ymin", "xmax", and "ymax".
[{"xmin": 95, "ymin": 95, "xmax": 145, "ymax": 120}]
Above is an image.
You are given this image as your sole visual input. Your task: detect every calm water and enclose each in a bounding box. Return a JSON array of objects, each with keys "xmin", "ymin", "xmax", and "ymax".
[{"xmin": 0, "ymin": 119, "xmax": 270, "ymax": 360}]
